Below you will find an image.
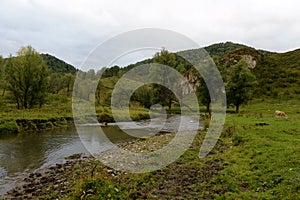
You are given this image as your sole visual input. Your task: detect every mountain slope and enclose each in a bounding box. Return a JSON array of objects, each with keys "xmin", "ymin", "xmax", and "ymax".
[
  {"xmin": 41, "ymin": 54, "xmax": 77, "ymax": 74},
  {"xmin": 179, "ymin": 42, "xmax": 300, "ymax": 98},
  {"xmin": 204, "ymin": 41, "xmax": 249, "ymax": 57},
  {"xmin": 100, "ymin": 41, "xmax": 300, "ymax": 99}
]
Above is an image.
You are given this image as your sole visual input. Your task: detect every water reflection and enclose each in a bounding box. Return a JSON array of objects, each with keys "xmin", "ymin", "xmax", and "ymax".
[{"xmin": 0, "ymin": 127, "xmax": 86, "ymax": 177}]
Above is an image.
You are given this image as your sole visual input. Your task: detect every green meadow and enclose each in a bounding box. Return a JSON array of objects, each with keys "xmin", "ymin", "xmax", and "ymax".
[{"xmin": 38, "ymin": 99, "xmax": 298, "ymax": 199}]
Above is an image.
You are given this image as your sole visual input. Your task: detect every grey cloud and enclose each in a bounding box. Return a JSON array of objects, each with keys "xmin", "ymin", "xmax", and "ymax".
[{"xmin": 0, "ymin": 0, "xmax": 300, "ymax": 69}]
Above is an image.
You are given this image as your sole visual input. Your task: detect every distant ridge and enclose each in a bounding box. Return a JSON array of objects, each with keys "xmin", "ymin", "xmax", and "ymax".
[
  {"xmin": 39, "ymin": 41, "xmax": 300, "ymax": 98},
  {"xmin": 41, "ymin": 53, "xmax": 77, "ymax": 74},
  {"xmin": 204, "ymin": 41, "xmax": 249, "ymax": 56}
]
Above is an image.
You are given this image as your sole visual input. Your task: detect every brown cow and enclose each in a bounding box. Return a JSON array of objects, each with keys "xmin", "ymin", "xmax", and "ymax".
[{"xmin": 275, "ymin": 110, "xmax": 288, "ymax": 119}]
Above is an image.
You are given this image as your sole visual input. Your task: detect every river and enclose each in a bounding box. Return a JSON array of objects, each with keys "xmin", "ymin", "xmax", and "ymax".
[{"xmin": 0, "ymin": 115, "xmax": 202, "ymax": 196}]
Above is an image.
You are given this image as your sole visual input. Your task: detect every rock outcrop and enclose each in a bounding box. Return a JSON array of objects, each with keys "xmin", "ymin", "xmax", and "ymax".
[{"xmin": 179, "ymin": 71, "xmax": 199, "ymax": 96}]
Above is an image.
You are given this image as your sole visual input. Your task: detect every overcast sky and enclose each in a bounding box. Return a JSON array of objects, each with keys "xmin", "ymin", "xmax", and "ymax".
[{"xmin": 1, "ymin": 0, "xmax": 300, "ymax": 69}]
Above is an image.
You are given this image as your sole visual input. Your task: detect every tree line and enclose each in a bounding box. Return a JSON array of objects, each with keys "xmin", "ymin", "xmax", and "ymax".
[
  {"xmin": 122, "ymin": 49, "xmax": 257, "ymax": 113},
  {"xmin": 0, "ymin": 46, "xmax": 256, "ymax": 113}
]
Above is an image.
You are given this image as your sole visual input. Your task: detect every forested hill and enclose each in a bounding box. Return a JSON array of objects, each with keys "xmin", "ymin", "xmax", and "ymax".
[
  {"xmin": 187, "ymin": 42, "xmax": 300, "ymax": 98},
  {"xmin": 117, "ymin": 42, "xmax": 258, "ymax": 74},
  {"xmin": 41, "ymin": 53, "xmax": 77, "ymax": 74},
  {"xmin": 106, "ymin": 41, "xmax": 300, "ymax": 99},
  {"xmin": 204, "ymin": 41, "xmax": 249, "ymax": 57}
]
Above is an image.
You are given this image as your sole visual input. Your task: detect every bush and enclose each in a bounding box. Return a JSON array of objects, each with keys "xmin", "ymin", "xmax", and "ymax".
[
  {"xmin": 0, "ymin": 121, "xmax": 19, "ymax": 135},
  {"xmin": 57, "ymin": 118, "xmax": 67, "ymax": 126},
  {"xmin": 203, "ymin": 117, "xmax": 210, "ymax": 130},
  {"xmin": 43, "ymin": 121, "xmax": 54, "ymax": 129},
  {"xmin": 98, "ymin": 113, "xmax": 114, "ymax": 122}
]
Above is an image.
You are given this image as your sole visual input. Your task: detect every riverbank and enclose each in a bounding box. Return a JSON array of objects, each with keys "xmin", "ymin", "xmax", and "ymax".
[
  {"xmin": 3, "ymin": 154, "xmax": 94, "ymax": 199},
  {"xmin": 0, "ymin": 115, "xmax": 202, "ymax": 199},
  {"xmin": 0, "ymin": 117, "xmax": 74, "ymax": 135},
  {"xmin": 0, "ymin": 95, "xmax": 74, "ymax": 135},
  {"xmin": 0, "ymin": 95, "xmax": 152, "ymax": 135},
  {"xmin": 0, "ymin": 111, "xmax": 151, "ymax": 136},
  {"xmin": 3, "ymin": 130, "xmax": 226, "ymax": 199}
]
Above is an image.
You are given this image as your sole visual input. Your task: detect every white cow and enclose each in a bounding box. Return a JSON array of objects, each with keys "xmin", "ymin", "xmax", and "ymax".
[{"xmin": 275, "ymin": 110, "xmax": 288, "ymax": 119}]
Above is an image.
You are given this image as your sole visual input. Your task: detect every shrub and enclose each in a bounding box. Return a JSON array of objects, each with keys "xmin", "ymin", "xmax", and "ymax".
[{"xmin": 0, "ymin": 121, "xmax": 19, "ymax": 135}]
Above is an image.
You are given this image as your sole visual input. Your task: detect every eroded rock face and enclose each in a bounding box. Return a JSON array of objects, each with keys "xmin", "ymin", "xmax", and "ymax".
[
  {"xmin": 179, "ymin": 71, "xmax": 199, "ymax": 96},
  {"xmin": 179, "ymin": 51, "xmax": 258, "ymax": 97},
  {"xmin": 220, "ymin": 47, "xmax": 263, "ymax": 69},
  {"xmin": 240, "ymin": 55, "xmax": 257, "ymax": 68}
]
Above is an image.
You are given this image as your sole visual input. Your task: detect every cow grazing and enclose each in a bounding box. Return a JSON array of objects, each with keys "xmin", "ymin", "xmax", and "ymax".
[{"xmin": 275, "ymin": 110, "xmax": 288, "ymax": 119}]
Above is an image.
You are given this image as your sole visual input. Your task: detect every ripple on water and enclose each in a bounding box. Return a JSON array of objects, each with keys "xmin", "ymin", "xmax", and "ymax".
[{"xmin": 0, "ymin": 167, "xmax": 7, "ymax": 181}]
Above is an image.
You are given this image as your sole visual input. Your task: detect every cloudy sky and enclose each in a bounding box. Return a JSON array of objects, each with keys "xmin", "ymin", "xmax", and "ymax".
[{"xmin": 1, "ymin": 0, "xmax": 300, "ymax": 69}]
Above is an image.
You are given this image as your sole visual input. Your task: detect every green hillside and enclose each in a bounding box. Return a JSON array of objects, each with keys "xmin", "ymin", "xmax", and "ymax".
[
  {"xmin": 216, "ymin": 46, "xmax": 300, "ymax": 98},
  {"xmin": 100, "ymin": 41, "xmax": 300, "ymax": 101},
  {"xmin": 177, "ymin": 42, "xmax": 300, "ymax": 99},
  {"xmin": 205, "ymin": 42, "xmax": 248, "ymax": 55},
  {"xmin": 41, "ymin": 53, "xmax": 77, "ymax": 74}
]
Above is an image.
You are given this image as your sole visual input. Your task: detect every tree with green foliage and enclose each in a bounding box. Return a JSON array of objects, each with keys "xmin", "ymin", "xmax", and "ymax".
[
  {"xmin": 196, "ymin": 59, "xmax": 225, "ymax": 114},
  {"xmin": 63, "ymin": 73, "xmax": 75, "ymax": 94},
  {"xmin": 0, "ymin": 55, "xmax": 7, "ymax": 96},
  {"xmin": 197, "ymin": 77, "xmax": 210, "ymax": 113},
  {"xmin": 226, "ymin": 60, "xmax": 256, "ymax": 113},
  {"xmin": 131, "ymin": 85, "xmax": 153, "ymax": 109},
  {"xmin": 95, "ymin": 79, "xmax": 103, "ymax": 104},
  {"xmin": 151, "ymin": 49, "xmax": 178, "ymax": 110},
  {"xmin": 5, "ymin": 46, "xmax": 50, "ymax": 109},
  {"xmin": 102, "ymin": 65, "xmax": 121, "ymax": 78},
  {"xmin": 49, "ymin": 73, "xmax": 65, "ymax": 94},
  {"xmin": 48, "ymin": 72, "xmax": 75, "ymax": 95}
]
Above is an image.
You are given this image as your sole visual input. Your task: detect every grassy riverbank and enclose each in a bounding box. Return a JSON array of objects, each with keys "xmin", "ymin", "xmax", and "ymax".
[
  {"xmin": 0, "ymin": 95, "xmax": 74, "ymax": 135},
  {"xmin": 0, "ymin": 94, "xmax": 153, "ymax": 135},
  {"xmin": 3, "ymin": 99, "xmax": 300, "ymax": 199}
]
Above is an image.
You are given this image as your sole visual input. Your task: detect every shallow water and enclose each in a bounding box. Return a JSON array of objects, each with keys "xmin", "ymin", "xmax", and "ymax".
[
  {"xmin": 0, "ymin": 115, "xmax": 202, "ymax": 195},
  {"xmin": 0, "ymin": 125, "xmax": 137, "ymax": 195}
]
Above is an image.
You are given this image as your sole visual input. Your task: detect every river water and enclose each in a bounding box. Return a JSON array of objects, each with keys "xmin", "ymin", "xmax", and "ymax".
[{"xmin": 0, "ymin": 115, "xmax": 202, "ymax": 196}]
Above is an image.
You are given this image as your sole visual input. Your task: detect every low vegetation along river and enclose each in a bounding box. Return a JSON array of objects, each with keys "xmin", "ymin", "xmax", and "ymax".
[{"xmin": 0, "ymin": 115, "xmax": 202, "ymax": 196}]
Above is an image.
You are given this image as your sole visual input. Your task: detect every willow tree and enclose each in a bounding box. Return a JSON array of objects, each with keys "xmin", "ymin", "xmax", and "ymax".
[{"xmin": 5, "ymin": 46, "xmax": 49, "ymax": 109}]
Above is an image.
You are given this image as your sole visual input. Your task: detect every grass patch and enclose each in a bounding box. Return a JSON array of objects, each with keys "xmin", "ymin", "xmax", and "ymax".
[
  {"xmin": 0, "ymin": 120, "xmax": 19, "ymax": 135},
  {"xmin": 0, "ymin": 94, "xmax": 155, "ymax": 134},
  {"xmin": 213, "ymin": 99, "xmax": 300, "ymax": 199}
]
